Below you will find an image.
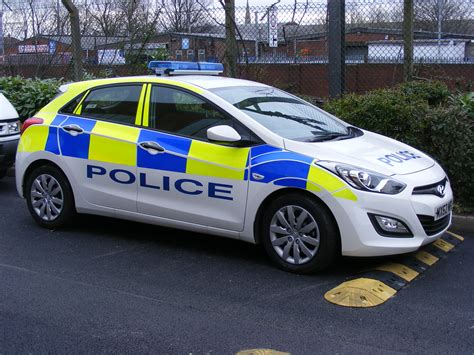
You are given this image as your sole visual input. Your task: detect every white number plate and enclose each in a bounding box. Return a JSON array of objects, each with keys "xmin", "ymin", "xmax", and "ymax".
[{"xmin": 434, "ymin": 200, "xmax": 453, "ymax": 221}]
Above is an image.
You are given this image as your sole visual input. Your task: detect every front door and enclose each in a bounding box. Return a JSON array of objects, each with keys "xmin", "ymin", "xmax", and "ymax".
[{"xmin": 136, "ymin": 85, "xmax": 250, "ymax": 231}]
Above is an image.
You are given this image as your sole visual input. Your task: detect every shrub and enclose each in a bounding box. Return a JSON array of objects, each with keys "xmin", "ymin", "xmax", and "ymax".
[
  {"xmin": 324, "ymin": 81, "xmax": 473, "ymax": 210},
  {"xmin": 0, "ymin": 76, "xmax": 62, "ymax": 121}
]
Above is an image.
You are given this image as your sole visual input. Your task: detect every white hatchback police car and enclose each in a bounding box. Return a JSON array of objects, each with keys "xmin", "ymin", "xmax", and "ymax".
[{"xmin": 15, "ymin": 61, "xmax": 453, "ymax": 273}]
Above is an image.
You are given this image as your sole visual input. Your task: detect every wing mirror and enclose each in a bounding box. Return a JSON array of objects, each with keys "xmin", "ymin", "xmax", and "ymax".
[{"xmin": 207, "ymin": 125, "xmax": 242, "ymax": 143}]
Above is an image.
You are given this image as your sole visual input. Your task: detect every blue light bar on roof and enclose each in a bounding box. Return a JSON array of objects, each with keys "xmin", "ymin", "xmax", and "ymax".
[{"xmin": 148, "ymin": 61, "xmax": 224, "ymax": 76}]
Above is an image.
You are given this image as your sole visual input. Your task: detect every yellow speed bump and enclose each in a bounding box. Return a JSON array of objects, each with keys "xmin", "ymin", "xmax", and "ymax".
[
  {"xmin": 325, "ymin": 232, "xmax": 464, "ymax": 308},
  {"xmin": 376, "ymin": 263, "xmax": 419, "ymax": 282},
  {"xmin": 447, "ymin": 231, "xmax": 464, "ymax": 241},
  {"xmin": 432, "ymin": 238, "xmax": 455, "ymax": 252},
  {"xmin": 324, "ymin": 278, "xmax": 396, "ymax": 308},
  {"xmin": 237, "ymin": 349, "xmax": 290, "ymax": 355},
  {"xmin": 415, "ymin": 250, "xmax": 439, "ymax": 266}
]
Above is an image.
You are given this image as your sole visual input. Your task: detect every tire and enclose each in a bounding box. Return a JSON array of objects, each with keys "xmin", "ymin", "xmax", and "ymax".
[
  {"xmin": 260, "ymin": 193, "xmax": 339, "ymax": 274},
  {"xmin": 25, "ymin": 165, "xmax": 76, "ymax": 229}
]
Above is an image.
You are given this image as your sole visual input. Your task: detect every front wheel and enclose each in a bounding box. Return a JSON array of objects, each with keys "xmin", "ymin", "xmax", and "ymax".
[
  {"xmin": 260, "ymin": 193, "xmax": 339, "ymax": 274},
  {"xmin": 25, "ymin": 165, "xmax": 76, "ymax": 229}
]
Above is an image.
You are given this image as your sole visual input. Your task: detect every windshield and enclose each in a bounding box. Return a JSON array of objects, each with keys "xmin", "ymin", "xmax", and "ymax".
[{"xmin": 211, "ymin": 86, "xmax": 353, "ymax": 142}]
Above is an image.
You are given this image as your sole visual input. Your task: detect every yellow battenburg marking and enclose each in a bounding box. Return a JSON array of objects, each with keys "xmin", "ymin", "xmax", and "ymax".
[
  {"xmin": 324, "ymin": 278, "xmax": 396, "ymax": 308},
  {"xmin": 415, "ymin": 250, "xmax": 439, "ymax": 266},
  {"xmin": 447, "ymin": 231, "xmax": 464, "ymax": 241},
  {"xmin": 376, "ymin": 263, "xmax": 419, "ymax": 282},
  {"xmin": 186, "ymin": 140, "xmax": 249, "ymax": 180},
  {"xmin": 331, "ymin": 188, "xmax": 357, "ymax": 201},
  {"xmin": 237, "ymin": 349, "xmax": 290, "ymax": 355},
  {"xmin": 89, "ymin": 121, "xmax": 140, "ymax": 166},
  {"xmin": 433, "ymin": 238, "xmax": 454, "ymax": 252},
  {"xmin": 306, "ymin": 164, "xmax": 345, "ymax": 192},
  {"xmin": 17, "ymin": 125, "xmax": 49, "ymax": 152},
  {"xmin": 135, "ymin": 84, "xmax": 147, "ymax": 126},
  {"xmin": 142, "ymin": 84, "xmax": 151, "ymax": 127}
]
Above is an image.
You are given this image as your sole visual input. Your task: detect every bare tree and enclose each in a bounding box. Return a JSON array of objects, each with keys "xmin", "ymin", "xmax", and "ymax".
[
  {"xmin": 415, "ymin": 0, "xmax": 472, "ymax": 34},
  {"xmin": 160, "ymin": 0, "xmax": 211, "ymax": 32}
]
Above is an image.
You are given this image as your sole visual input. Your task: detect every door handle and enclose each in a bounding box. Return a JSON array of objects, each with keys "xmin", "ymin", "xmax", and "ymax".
[
  {"xmin": 139, "ymin": 141, "xmax": 165, "ymax": 155},
  {"xmin": 62, "ymin": 124, "xmax": 84, "ymax": 136}
]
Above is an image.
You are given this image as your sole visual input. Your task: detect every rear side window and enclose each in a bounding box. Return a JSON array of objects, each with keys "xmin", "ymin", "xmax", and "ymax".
[
  {"xmin": 79, "ymin": 85, "xmax": 142, "ymax": 125},
  {"xmin": 61, "ymin": 94, "xmax": 84, "ymax": 114}
]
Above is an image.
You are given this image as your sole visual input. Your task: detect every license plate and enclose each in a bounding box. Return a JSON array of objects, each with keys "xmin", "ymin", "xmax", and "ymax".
[{"xmin": 434, "ymin": 200, "xmax": 453, "ymax": 221}]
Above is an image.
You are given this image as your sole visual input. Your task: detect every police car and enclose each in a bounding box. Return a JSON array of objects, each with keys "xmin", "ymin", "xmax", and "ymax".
[{"xmin": 15, "ymin": 61, "xmax": 453, "ymax": 273}]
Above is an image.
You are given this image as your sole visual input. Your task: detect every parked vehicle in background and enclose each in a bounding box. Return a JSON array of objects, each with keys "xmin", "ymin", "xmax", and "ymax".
[{"xmin": 0, "ymin": 93, "xmax": 20, "ymax": 179}]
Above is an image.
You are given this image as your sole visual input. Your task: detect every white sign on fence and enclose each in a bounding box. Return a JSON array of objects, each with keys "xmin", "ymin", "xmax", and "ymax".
[
  {"xmin": 268, "ymin": 6, "xmax": 278, "ymax": 48},
  {"xmin": 18, "ymin": 44, "xmax": 49, "ymax": 53}
]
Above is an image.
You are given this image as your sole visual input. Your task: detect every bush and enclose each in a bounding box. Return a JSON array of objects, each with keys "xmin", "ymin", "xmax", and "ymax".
[
  {"xmin": 0, "ymin": 76, "xmax": 62, "ymax": 122},
  {"xmin": 324, "ymin": 81, "xmax": 473, "ymax": 211}
]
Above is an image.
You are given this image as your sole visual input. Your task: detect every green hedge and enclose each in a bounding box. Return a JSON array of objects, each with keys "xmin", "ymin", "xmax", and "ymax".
[
  {"xmin": 0, "ymin": 76, "xmax": 61, "ymax": 121},
  {"xmin": 324, "ymin": 81, "xmax": 473, "ymax": 212}
]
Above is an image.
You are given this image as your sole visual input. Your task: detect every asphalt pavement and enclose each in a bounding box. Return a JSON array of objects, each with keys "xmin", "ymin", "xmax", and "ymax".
[{"xmin": 0, "ymin": 175, "xmax": 473, "ymax": 354}]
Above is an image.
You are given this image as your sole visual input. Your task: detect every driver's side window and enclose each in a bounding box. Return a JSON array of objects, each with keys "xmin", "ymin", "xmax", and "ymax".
[
  {"xmin": 149, "ymin": 85, "xmax": 232, "ymax": 140},
  {"xmin": 79, "ymin": 85, "xmax": 143, "ymax": 125}
]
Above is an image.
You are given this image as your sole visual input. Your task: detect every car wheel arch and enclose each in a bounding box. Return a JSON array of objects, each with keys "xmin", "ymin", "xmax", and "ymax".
[
  {"xmin": 23, "ymin": 159, "xmax": 73, "ymax": 199},
  {"xmin": 253, "ymin": 187, "xmax": 341, "ymax": 251}
]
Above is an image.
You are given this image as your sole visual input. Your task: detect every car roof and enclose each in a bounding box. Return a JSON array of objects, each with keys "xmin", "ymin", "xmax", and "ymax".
[{"xmin": 65, "ymin": 75, "xmax": 269, "ymax": 93}]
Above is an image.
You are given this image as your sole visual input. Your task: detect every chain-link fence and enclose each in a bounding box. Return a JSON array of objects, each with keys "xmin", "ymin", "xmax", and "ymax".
[{"xmin": 1, "ymin": 0, "xmax": 473, "ymax": 98}]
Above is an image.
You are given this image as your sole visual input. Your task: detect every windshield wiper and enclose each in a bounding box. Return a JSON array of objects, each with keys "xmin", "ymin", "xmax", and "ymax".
[
  {"xmin": 304, "ymin": 133, "xmax": 349, "ymax": 142},
  {"xmin": 304, "ymin": 126, "xmax": 363, "ymax": 142}
]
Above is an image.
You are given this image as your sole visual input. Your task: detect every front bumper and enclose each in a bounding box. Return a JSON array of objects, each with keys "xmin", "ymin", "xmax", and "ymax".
[
  {"xmin": 326, "ymin": 164, "xmax": 453, "ymax": 257},
  {"xmin": 0, "ymin": 135, "xmax": 20, "ymax": 171}
]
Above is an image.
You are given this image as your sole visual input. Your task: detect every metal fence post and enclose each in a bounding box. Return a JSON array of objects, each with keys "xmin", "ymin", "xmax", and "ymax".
[
  {"xmin": 61, "ymin": 0, "xmax": 82, "ymax": 81},
  {"xmin": 328, "ymin": 0, "xmax": 345, "ymax": 98},
  {"xmin": 403, "ymin": 0, "xmax": 414, "ymax": 81},
  {"xmin": 224, "ymin": 0, "xmax": 237, "ymax": 78}
]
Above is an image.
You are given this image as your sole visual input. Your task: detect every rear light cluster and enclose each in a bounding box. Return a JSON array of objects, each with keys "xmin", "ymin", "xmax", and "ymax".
[{"xmin": 21, "ymin": 117, "xmax": 44, "ymax": 134}]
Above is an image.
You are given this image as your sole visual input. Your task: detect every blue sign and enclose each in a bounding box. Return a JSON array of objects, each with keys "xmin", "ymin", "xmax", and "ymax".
[
  {"xmin": 182, "ymin": 38, "xmax": 189, "ymax": 50},
  {"xmin": 48, "ymin": 40, "xmax": 56, "ymax": 54}
]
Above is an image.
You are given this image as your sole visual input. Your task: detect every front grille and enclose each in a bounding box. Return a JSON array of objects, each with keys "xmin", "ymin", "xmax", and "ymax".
[
  {"xmin": 417, "ymin": 214, "xmax": 451, "ymax": 236},
  {"xmin": 413, "ymin": 178, "xmax": 447, "ymax": 198}
]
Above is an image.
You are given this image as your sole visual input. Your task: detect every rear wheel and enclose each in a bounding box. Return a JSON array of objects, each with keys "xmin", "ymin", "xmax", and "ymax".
[
  {"xmin": 260, "ymin": 193, "xmax": 339, "ymax": 274},
  {"xmin": 25, "ymin": 165, "xmax": 76, "ymax": 229}
]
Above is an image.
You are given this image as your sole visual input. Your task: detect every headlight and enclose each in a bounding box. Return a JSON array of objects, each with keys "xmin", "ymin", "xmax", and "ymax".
[
  {"xmin": 0, "ymin": 120, "xmax": 20, "ymax": 136},
  {"xmin": 318, "ymin": 162, "xmax": 406, "ymax": 194},
  {"xmin": 8, "ymin": 121, "xmax": 20, "ymax": 134}
]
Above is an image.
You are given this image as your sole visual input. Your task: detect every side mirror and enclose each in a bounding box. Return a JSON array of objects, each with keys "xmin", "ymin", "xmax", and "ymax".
[{"xmin": 207, "ymin": 125, "xmax": 242, "ymax": 143}]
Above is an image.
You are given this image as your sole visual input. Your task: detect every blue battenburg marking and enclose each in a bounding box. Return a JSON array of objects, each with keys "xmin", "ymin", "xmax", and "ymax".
[
  {"xmin": 45, "ymin": 127, "xmax": 60, "ymax": 155},
  {"xmin": 274, "ymin": 178, "xmax": 307, "ymax": 189},
  {"xmin": 243, "ymin": 169, "xmax": 249, "ymax": 181},
  {"xmin": 250, "ymin": 145, "xmax": 282, "ymax": 159},
  {"xmin": 137, "ymin": 130, "xmax": 191, "ymax": 173},
  {"xmin": 59, "ymin": 117, "xmax": 96, "ymax": 159},
  {"xmin": 251, "ymin": 151, "xmax": 313, "ymax": 166},
  {"xmin": 45, "ymin": 114, "xmax": 68, "ymax": 155},
  {"xmin": 51, "ymin": 114, "xmax": 67, "ymax": 126},
  {"xmin": 250, "ymin": 160, "xmax": 310, "ymax": 184}
]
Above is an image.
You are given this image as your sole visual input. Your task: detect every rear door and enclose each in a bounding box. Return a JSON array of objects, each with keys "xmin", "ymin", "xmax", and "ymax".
[
  {"xmin": 136, "ymin": 85, "xmax": 252, "ymax": 231},
  {"xmin": 58, "ymin": 84, "xmax": 145, "ymax": 212}
]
